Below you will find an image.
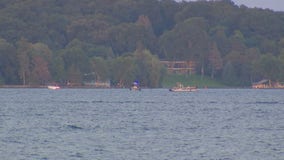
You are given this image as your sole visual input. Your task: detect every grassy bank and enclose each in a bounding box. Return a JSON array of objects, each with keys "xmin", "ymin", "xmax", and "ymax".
[{"xmin": 162, "ymin": 74, "xmax": 227, "ymax": 88}]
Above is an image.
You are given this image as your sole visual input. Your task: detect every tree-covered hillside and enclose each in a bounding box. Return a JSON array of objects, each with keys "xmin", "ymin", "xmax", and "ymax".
[{"xmin": 0, "ymin": 0, "xmax": 284, "ymax": 87}]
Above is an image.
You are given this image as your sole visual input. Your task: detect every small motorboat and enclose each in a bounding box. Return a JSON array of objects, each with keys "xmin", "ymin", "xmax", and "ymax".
[
  {"xmin": 169, "ymin": 82, "xmax": 197, "ymax": 92},
  {"xmin": 47, "ymin": 85, "xmax": 60, "ymax": 90}
]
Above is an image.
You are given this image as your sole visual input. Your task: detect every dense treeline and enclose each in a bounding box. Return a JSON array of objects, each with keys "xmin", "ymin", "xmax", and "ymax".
[{"xmin": 1, "ymin": 0, "xmax": 284, "ymax": 87}]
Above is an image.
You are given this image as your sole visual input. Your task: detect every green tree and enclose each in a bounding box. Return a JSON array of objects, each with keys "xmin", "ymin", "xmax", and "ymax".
[
  {"xmin": 61, "ymin": 39, "xmax": 91, "ymax": 83},
  {"xmin": 16, "ymin": 39, "xmax": 53, "ymax": 85},
  {"xmin": 208, "ymin": 42, "xmax": 223, "ymax": 79},
  {"xmin": 253, "ymin": 54, "xmax": 282, "ymax": 81},
  {"xmin": 243, "ymin": 47, "xmax": 260, "ymax": 81},
  {"xmin": 133, "ymin": 49, "xmax": 165, "ymax": 87},
  {"xmin": 166, "ymin": 17, "xmax": 210, "ymax": 59},
  {"xmin": 278, "ymin": 52, "xmax": 284, "ymax": 81},
  {"xmin": 29, "ymin": 43, "xmax": 52, "ymax": 84},
  {"xmin": 157, "ymin": 0, "xmax": 180, "ymax": 35},
  {"xmin": 0, "ymin": 38, "xmax": 19, "ymax": 84},
  {"xmin": 90, "ymin": 57, "xmax": 109, "ymax": 82},
  {"xmin": 87, "ymin": 45, "xmax": 114, "ymax": 59},
  {"xmin": 210, "ymin": 26, "xmax": 230, "ymax": 56},
  {"xmin": 229, "ymin": 30, "xmax": 246, "ymax": 52},
  {"xmin": 260, "ymin": 39, "xmax": 278, "ymax": 56},
  {"xmin": 50, "ymin": 52, "xmax": 65, "ymax": 83},
  {"xmin": 222, "ymin": 61, "xmax": 238, "ymax": 86},
  {"xmin": 223, "ymin": 50, "xmax": 244, "ymax": 85},
  {"xmin": 109, "ymin": 21, "xmax": 157, "ymax": 56},
  {"xmin": 16, "ymin": 39, "xmax": 32, "ymax": 85},
  {"xmin": 66, "ymin": 14, "xmax": 114, "ymax": 44},
  {"xmin": 159, "ymin": 17, "xmax": 210, "ymax": 78},
  {"xmin": 110, "ymin": 56, "xmax": 136, "ymax": 87}
]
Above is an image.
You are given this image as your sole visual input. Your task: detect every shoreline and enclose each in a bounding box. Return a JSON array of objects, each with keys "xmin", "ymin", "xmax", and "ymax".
[
  {"xmin": 0, "ymin": 85, "xmax": 113, "ymax": 89},
  {"xmin": 1, "ymin": 85, "xmax": 284, "ymax": 89}
]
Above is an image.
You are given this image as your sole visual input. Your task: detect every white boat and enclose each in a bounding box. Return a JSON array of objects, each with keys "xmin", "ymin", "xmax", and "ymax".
[
  {"xmin": 47, "ymin": 85, "xmax": 60, "ymax": 90},
  {"xmin": 169, "ymin": 83, "xmax": 197, "ymax": 92}
]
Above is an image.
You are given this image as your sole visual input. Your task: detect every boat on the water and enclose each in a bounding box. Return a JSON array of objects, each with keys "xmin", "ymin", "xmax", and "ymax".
[
  {"xmin": 130, "ymin": 81, "xmax": 141, "ymax": 91},
  {"xmin": 47, "ymin": 85, "xmax": 60, "ymax": 90},
  {"xmin": 169, "ymin": 83, "xmax": 197, "ymax": 92}
]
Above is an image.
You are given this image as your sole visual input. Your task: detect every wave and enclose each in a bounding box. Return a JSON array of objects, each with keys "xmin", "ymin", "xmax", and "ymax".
[
  {"xmin": 255, "ymin": 101, "xmax": 279, "ymax": 104},
  {"xmin": 246, "ymin": 101, "xmax": 282, "ymax": 105},
  {"xmin": 65, "ymin": 124, "xmax": 83, "ymax": 130},
  {"xmin": 91, "ymin": 100, "xmax": 156, "ymax": 104}
]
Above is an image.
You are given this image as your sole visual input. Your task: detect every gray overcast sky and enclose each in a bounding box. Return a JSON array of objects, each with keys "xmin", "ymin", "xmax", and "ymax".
[
  {"xmin": 176, "ymin": 0, "xmax": 284, "ymax": 11},
  {"xmin": 233, "ymin": 0, "xmax": 284, "ymax": 11}
]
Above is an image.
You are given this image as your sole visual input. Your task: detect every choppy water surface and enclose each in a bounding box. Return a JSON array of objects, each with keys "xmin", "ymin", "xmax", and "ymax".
[{"xmin": 0, "ymin": 88, "xmax": 283, "ymax": 160}]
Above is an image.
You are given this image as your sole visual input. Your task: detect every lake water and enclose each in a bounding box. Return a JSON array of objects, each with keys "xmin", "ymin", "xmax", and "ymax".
[{"xmin": 0, "ymin": 88, "xmax": 283, "ymax": 160}]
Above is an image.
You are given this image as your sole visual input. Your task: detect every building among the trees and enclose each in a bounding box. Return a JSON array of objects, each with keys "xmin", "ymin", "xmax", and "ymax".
[{"xmin": 160, "ymin": 60, "xmax": 196, "ymax": 75}]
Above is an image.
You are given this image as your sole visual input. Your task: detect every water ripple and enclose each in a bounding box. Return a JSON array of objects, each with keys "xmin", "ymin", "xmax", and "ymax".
[{"xmin": 0, "ymin": 88, "xmax": 283, "ymax": 160}]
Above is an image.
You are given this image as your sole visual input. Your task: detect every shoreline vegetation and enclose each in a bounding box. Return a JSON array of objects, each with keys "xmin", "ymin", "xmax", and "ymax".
[
  {"xmin": 2, "ymin": 75, "xmax": 283, "ymax": 89},
  {"xmin": 0, "ymin": 85, "xmax": 235, "ymax": 89},
  {"xmin": 0, "ymin": 75, "xmax": 230, "ymax": 89},
  {"xmin": 0, "ymin": 85, "xmax": 273, "ymax": 89}
]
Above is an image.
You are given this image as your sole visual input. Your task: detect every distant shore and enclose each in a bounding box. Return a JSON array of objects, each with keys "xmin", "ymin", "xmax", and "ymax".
[
  {"xmin": 0, "ymin": 85, "xmax": 46, "ymax": 88},
  {"xmin": 0, "ymin": 85, "xmax": 113, "ymax": 89},
  {"xmin": 0, "ymin": 85, "xmax": 244, "ymax": 89}
]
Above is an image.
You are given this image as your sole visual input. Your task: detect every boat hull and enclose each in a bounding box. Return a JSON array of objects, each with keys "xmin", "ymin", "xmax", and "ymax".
[
  {"xmin": 47, "ymin": 86, "xmax": 60, "ymax": 90},
  {"xmin": 130, "ymin": 86, "xmax": 141, "ymax": 91},
  {"xmin": 169, "ymin": 88, "xmax": 197, "ymax": 92}
]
